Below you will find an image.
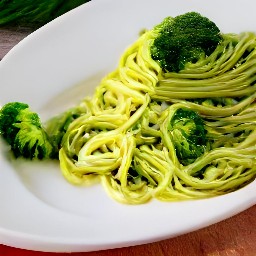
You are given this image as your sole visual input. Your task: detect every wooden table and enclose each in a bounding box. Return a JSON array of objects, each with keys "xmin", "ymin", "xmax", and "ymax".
[{"xmin": 1, "ymin": 26, "xmax": 256, "ymax": 256}]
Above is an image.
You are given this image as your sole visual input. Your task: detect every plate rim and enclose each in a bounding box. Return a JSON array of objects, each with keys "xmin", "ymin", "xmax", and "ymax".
[{"xmin": 0, "ymin": 0, "xmax": 256, "ymax": 252}]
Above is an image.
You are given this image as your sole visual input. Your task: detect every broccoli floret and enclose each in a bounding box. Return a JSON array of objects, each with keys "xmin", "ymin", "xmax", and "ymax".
[
  {"xmin": 151, "ymin": 12, "xmax": 222, "ymax": 72},
  {"xmin": 44, "ymin": 107, "xmax": 85, "ymax": 158},
  {"xmin": 44, "ymin": 99, "xmax": 91, "ymax": 152},
  {"xmin": 0, "ymin": 102, "xmax": 54, "ymax": 159},
  {"xmin": 168, "ymin": 108, "xmax": 207, "ymax": 165}
]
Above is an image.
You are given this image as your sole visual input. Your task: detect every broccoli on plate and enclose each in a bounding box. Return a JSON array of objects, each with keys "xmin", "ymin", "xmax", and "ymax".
[
  {"xmin": 162, "ymin": 106, "xmax": 207, "ymax": 166},
  {"xmin": 151, "ymin": 12, "xmax": 222, "ymax": 72},
  {"xmin": 0, "ymin": 102, "xmax": 54, "ymax": 159}
]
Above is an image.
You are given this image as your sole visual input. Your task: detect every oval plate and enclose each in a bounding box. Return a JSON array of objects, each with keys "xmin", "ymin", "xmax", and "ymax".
[{"xmin": 0, "ymin": 0, "xmax": 256, "ymax": 252}]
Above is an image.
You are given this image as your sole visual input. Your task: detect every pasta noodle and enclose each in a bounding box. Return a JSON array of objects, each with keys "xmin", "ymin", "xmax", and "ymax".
[{"xmin": 58, "ymin": 23, "xmax": 256, "ymax": 204}]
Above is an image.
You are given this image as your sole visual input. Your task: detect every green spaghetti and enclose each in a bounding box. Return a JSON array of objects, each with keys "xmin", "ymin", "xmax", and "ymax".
[
  {"xmin": 1, "ymin": 12, "xmax": 256, "ymax": 204},
  {"xmin": 55, "ymin": 12, "xmax": 256, "ymax": 204}
]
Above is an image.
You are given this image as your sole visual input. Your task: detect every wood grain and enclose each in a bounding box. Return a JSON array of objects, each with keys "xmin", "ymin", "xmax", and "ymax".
[
  {"xmin": 0, "ymin": 26, "xmax": 32, "ymax": 60},
  {"xmin": 0, "ymin": 27, "xmax": 256, "ymax": 256}
]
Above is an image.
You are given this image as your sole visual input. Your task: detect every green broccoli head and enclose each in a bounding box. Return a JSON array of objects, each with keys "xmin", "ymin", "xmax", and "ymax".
[
  {"xmin": 0, "ymin": 102, "xmax": 54, "ymax": 159},
  {"xmin": 168, "ymin": 108, "xmax": 207, "ymax": 165},
  {"xmin": 151, "ymin": 12, "xmax": 222, "ymax": 72}
]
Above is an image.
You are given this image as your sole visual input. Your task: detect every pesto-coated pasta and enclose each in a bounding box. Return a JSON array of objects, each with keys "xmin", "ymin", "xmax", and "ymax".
[{"xmin": 58, "ymin": 15, "xmax": 256, "ymax": 204}]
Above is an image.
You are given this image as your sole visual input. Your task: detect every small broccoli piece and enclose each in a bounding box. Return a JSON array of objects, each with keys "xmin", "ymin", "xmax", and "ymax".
[
  {"xmin": 44, "ymin": 100, "xmax": 91, "ymax": 157},
  {"xmin": 44, "ymin": 108, "xmax": 85, "ymax": 158},
  {"xmin": 168, "ymin": 108, "xmax": 207, "ymax": 165},
  {"xmin": 151, "ymin": 12, "xmax": 222, "ymax": 72},
  {"xmin": 0, "ymin": 102, "xmax": 54, "ymax": 159}
]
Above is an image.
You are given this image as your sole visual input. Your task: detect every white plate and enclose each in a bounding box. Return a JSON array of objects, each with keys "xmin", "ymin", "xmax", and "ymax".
[{"xmin": 0, "ymin": 0, "xmax": 256, "ymax": 252}]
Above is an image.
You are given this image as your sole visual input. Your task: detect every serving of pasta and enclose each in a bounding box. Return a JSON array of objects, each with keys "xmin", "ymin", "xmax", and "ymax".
[{"xmin": 47, "ymin": 13, "xmax": 256, "ymax": 204}]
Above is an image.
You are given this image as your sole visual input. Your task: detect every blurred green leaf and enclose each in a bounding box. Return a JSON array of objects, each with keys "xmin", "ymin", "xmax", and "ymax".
[{"xmin": 0, "ymin": 0, "xmax": 91, "ymax": 28}]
